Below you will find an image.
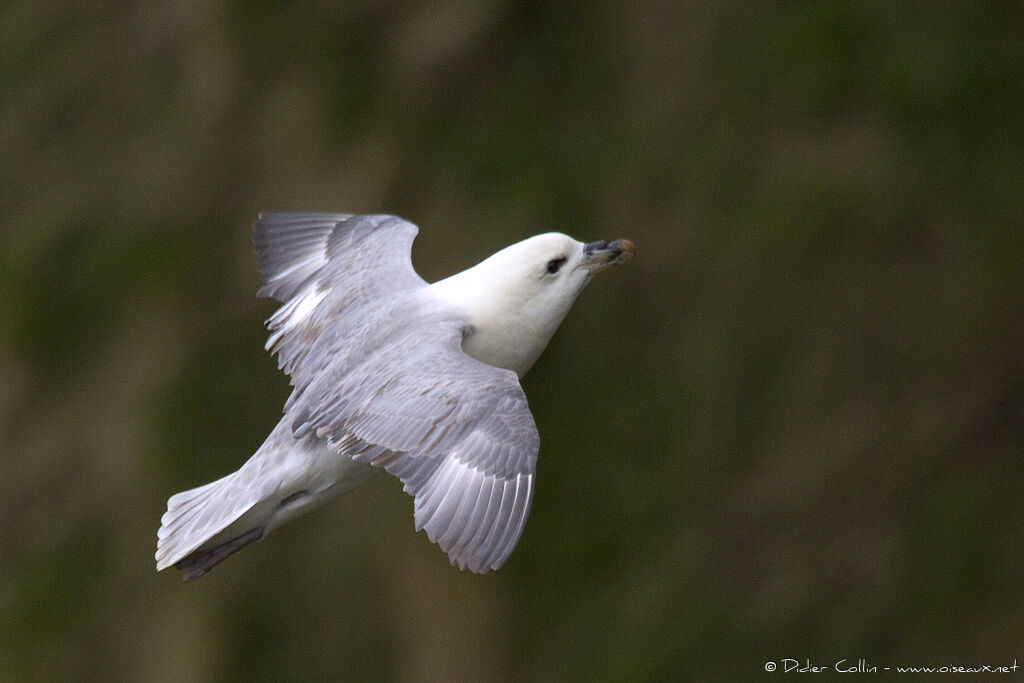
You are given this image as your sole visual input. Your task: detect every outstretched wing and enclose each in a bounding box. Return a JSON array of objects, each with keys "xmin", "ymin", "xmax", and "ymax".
[
  {"xmin": 288, "ymin": 314, "xmax": 540, "ymax": 573},
  {"xmin": 253, "ymin": 213, "xmax": 425, "ymax": 378}
]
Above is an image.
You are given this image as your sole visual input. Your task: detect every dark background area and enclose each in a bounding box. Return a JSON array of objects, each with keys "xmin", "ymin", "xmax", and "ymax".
[{"xmin": 3, "ymin": 2, "xmax": 1023, "ymax": 680}]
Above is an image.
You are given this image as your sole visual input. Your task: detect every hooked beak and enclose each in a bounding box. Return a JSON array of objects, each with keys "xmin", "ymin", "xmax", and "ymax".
[{"xmin": 580, "ymin": 238, "xmax": 636, "ymax": 273}]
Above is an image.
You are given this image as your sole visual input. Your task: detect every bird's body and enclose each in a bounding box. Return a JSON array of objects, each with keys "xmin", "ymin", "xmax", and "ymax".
[{"xmin": 156, "ymin": 214, "xmax": 633, "ymax": 580}]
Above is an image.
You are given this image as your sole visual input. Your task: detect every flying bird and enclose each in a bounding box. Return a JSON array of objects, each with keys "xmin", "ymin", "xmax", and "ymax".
[{"xmin": 156, "ymin": 213, "xmax": 634, "ymax": 580}]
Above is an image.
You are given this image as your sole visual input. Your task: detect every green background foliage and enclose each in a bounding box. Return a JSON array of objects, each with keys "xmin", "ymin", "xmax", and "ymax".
[{"xmin": 3, "ymin": 2, "xmax": 1022, "ymax": 680}]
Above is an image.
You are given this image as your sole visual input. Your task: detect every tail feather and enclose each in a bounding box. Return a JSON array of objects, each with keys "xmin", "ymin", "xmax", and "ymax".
[
  {"xmin": 155, "ymin": 472, "xmax": 260, "ymax": 574},
  {"xmin": 176, "ymin": 526, "xmax": 265, "ymax": 581},
  {"xmin": 156, "ymin": 419, "xmax": 376, "ymax": 580}
]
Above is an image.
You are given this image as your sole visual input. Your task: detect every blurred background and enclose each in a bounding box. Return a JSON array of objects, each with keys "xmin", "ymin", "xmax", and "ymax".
[{"xmin": 3, "ymin": 1, "xmax": 1023, "ymax": 680}]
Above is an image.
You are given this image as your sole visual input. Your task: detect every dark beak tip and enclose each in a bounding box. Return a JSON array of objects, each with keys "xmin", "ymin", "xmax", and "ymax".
[
  {"xmin": 583, "ymin": 238, "xmax": 635, "ymax": 266},
  {"xmin": 609, "ymin": 238, "xmax": 635, "ymax": 261}
]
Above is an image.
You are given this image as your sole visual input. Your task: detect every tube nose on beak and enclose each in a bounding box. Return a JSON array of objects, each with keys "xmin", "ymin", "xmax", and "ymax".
[{"xmin": 581, "ymin": 238, "xmax": 635, "ymax": 271}]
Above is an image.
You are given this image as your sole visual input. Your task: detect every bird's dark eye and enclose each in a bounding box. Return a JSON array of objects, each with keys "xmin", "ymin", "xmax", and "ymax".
[{"xmin": 546, "ymin": 257, "xmax": 567, "ymax": 274}]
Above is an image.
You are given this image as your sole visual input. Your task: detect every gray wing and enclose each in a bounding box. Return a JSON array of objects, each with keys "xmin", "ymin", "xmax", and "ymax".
[
  {"xmin": 253, "ymin": 217, "xmax": 538, "ymax": 572},
  {"xmin": 287, "ymin": 314, "xmax": 540, "ymax": 573},
  {"xmin": 253, "ymin": 213, "xmax": 425, "ymax": 378}
]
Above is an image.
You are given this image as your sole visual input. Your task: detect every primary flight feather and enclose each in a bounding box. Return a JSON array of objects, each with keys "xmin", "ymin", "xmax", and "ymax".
[{"xmin": 156, "ymin": 213, "xmax": 634, "ymax": 580}]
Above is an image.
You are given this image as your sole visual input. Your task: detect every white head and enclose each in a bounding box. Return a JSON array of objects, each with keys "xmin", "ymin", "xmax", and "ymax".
[{"xmin": 430, "ymin": 232, "xmax": 635, "ymax": 376}]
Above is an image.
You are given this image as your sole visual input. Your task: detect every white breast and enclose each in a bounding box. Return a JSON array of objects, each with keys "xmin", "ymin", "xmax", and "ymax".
[
  {"xmin": 427, "ymin": 270, "xmax": 577, "ymax": 378},
  {"xmin": 460, "ymin": 309, "xmax": 556, "ymax": 377},
  {"xmin": 425, "ymin": 234, "xmax": 588, "ymax": 377}
]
